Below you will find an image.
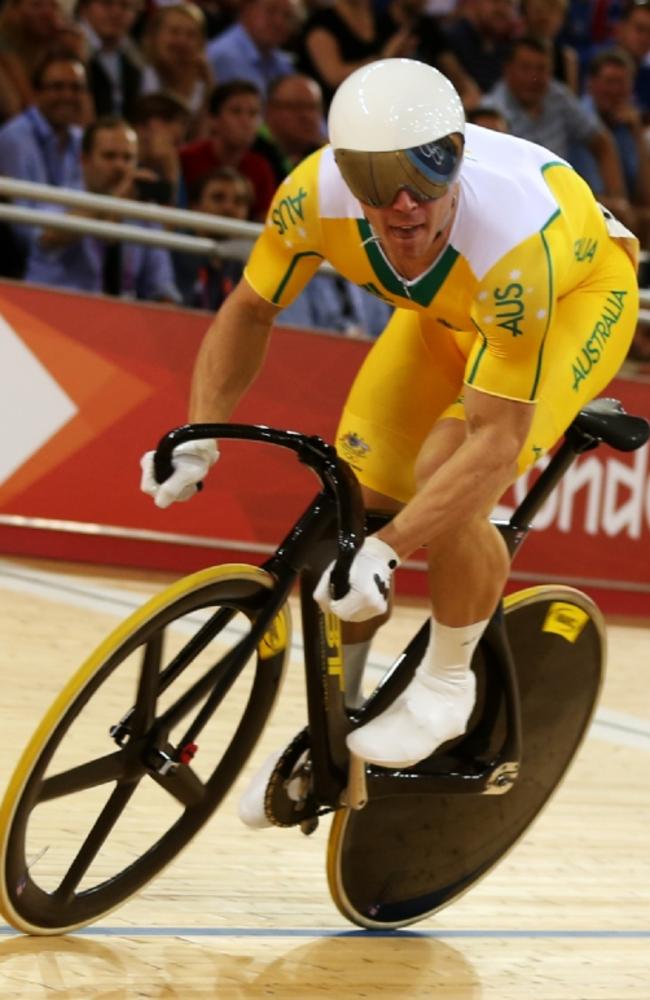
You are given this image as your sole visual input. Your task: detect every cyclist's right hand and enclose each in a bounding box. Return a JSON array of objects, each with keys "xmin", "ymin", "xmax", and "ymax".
[{"xmin": 139, "ymin": 438, "xmax": 219, "ymax": 508}]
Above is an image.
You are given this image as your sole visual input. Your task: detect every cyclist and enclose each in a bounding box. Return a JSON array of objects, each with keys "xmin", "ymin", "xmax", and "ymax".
[{"xmin": 141, "ymin": 58, "xmax": 639, "ymax": 775}]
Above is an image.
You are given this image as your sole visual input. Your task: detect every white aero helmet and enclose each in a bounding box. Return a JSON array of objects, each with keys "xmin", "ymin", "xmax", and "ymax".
[{"xmin": 328, "ymin": 58, "xmax": 465, "ymax": 207}]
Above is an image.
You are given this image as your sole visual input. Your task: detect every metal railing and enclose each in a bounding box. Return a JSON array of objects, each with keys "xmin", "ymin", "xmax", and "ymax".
[
  {"xmin": 0, "ymin": 176, "xmax": 258, "ymax": 260},
  {"xmin": 0, "ymin": 176, "xmax": 647, "ymax": 314}
]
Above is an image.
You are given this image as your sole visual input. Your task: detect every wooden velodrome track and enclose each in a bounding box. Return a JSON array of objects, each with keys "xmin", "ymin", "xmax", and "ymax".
[{"xmin": 0, "ymin": 556, "xmax": 648, "ymax": 999}]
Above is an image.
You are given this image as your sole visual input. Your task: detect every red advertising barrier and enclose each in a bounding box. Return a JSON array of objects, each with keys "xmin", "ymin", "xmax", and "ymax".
[{"xmin": 0, "ymin": 280, "xmax": 649, "ymax": 617}]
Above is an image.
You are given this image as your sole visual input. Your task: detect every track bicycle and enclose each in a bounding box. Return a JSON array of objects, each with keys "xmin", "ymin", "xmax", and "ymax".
[{"xmin": 0, "ymin": 397, "xmax": 647, "ymax": 936}]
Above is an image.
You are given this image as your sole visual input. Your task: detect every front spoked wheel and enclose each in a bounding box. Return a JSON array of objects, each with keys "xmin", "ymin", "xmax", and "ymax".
[
  {"xmin": 328, "ymin": 585, "xmax": 605, "ymax": 929},
  {"xmin": 0, "ymin": 564, "xmax": 291, "ymax": 935}
]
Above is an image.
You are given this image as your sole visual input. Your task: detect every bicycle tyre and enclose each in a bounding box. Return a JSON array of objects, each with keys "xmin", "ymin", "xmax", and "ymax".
[
  {"xmin": 0, "ymin": 563, "xmax": 291, "ymax": 935},
  {"xmin": 327, "ymin": 585, "xmax": 605, "ymax": 929}
]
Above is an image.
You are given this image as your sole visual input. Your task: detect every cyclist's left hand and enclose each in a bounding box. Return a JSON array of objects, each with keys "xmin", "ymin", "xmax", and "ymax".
[{"xmin": 313, "ymin": 536, "xmax": 400, "ymax": 622}]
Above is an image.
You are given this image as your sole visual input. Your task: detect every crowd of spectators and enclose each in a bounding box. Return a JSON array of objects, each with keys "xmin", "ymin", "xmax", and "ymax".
[{"xmin": 0, "ymin": 0, "xmax": 649, "ymax": 356}]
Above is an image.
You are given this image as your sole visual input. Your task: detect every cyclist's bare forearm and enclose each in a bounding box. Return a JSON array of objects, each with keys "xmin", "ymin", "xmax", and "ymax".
[
  {"xmin": 377, "ymin": 389, "xmax": 534, "ymax": 560},
  {"xmin": 189, "ymin": 277, "xmax": 281, "ymax": 423}
]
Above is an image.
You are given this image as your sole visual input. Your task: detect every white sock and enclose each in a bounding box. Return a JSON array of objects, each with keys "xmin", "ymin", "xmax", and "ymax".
[
  {"xmin": 342, "ymin": 640, "xmax": 372, "ymax": 708},
  {"xmin": 418, "ymin": 617, "xmax": 489, "ymax": 685}
]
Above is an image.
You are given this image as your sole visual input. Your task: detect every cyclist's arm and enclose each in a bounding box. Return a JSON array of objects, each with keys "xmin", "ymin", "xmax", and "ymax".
[
  {"xmin": 375, "ymin": 386, "xmax": 533, "ymax": 560},
  {"xmin": 188, "ymin": 275, "xmax": 281, "ymax": 422}
]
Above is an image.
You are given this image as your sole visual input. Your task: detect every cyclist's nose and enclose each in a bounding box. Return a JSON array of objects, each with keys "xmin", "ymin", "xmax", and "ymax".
[{"xmin": 390, "ymin": 188, "xmax": 420, "ymax": 212}]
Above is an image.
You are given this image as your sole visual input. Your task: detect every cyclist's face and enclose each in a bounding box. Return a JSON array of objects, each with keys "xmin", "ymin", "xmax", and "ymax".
[{"xmin": 362, "ymin": 185, "xmax": 457, "ymax": 268}]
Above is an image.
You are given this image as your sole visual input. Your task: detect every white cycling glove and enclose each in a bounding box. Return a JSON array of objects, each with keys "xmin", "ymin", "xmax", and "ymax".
[
  {"xmin": 313, "ymin": 536, "xmax": 400, "ymax": 623},
  {"xmin": 140, "ymin": 438, "xmax": 219, "ymax": 509}
]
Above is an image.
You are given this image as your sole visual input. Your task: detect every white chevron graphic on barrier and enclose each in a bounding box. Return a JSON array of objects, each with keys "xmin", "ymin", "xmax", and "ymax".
[{"xmin": 0, "ymin": 313, "xmax": 77, "ymax": 485}]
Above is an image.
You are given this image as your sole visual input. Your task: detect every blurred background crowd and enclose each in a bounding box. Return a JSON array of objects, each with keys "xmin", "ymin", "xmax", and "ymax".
[{"xmin": 0, "ymin": 0, "xmax": 648, "ymax": 362}]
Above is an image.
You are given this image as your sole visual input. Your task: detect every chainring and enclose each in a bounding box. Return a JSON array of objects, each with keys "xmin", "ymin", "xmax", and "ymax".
[{"xmin": 263, "ymin": 727, "xmax": 323, "ymax": 828}]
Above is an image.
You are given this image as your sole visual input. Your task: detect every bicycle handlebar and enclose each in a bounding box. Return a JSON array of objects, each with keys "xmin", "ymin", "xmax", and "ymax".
[{"xmin": 153, "ymin": 423, "xmax": 365, "ymax": 599}]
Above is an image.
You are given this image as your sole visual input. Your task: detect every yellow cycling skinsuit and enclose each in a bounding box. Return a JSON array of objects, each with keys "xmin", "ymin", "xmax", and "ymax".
[{"xmin": 244, "ymin": 123, "xmax": 639, "ymax": 503}]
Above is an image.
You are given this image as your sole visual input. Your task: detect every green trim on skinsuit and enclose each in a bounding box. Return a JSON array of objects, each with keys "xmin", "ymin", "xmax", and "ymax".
[
  {"xmin": 362, "ymin": 281, "xmax": 395, "ymax": 303},
  {"xmin": 466, "ymin": 317, "xmax": 488, "ymax": 384},
  {"xmin": 529, "ymin": 228, "xmax": 555, "ymax": 400},
  {"xmin": 408, "ymin": 246, "xmax": 460, "ymax": 306},
  {"xmin": 357, "ymin": 219, "xmax": 405, "ymax": 297},
  {"xmin": 541, "ymin": 161, "xmax": 571, "ymax": 175},
  {"xmin": 357, "ymin": 219, "xmax": 460, "ymax": 305},
  {"xmin": 271, "ymin": 251, "xmax": 324, "ymax": 304}
]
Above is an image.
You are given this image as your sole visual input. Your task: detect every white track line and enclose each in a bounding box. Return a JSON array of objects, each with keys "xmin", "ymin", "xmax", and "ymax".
[{"xmin": 1, "ymin": 560, "xmax": 649, "ymax": 751}]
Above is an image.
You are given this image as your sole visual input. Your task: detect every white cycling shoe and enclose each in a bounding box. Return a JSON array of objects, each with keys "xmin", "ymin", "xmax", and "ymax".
[
  {"xmin": 346, "ymin": 670, "xmax": 477, "ymax": 768},
  {"xmin": 238, "ymin": 751, "xmax": 281, "ymax": 829},
  {"xmin": 238, "ymin": 748, "xmax": 310, "ymax": 829}
]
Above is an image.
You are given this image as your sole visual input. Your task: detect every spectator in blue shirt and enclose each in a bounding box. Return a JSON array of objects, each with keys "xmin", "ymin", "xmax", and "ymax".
[
  {"xmin": 206, "ymin": 0, "xmax": 298, "ymax": 98},
  {"xmin": 0, "ymin": 50, "xmax": 86, "ymax": 246},
  {"xmin": 573, "ymin": 47, "xmax": 650, "ymax": 244},
  {"xmin": 279, "ymin": 272, "xmax": 393, "ymax": 339},
  {"xmin": 611, "ymin": 0, "xmax": 650, "ymax": 117},
  {"xmin": 25, "ymin": 115, "xmax": 180, "ymax": 302}
]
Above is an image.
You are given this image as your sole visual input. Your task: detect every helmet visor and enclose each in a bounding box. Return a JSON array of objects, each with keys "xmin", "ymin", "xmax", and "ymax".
[{"xmin": 334, "ymin": 134, "xmax": 464, "ymax": 207}]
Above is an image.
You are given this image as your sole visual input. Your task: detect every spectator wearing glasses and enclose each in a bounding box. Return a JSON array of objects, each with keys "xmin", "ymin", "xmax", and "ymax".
[
  {"xmin": 254, "ymin": 73, "xmax": 325, "ymax": 184},
  {"xmin": 0, "ymin": 51, "xmax": 87, "ymax": 248},
  {"xmin": 0, "ymin": 0, "xmax": 68, "ymax": 121},
  {"xmin": 77, "ymin": 0, "xmax": 144, "ymax": 119},
  {"xmin": 25, "ymin": 116, "xmax": 180, "ymax": 302}
]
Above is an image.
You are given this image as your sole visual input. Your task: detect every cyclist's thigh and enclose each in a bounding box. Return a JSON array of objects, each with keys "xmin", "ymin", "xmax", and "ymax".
[
  {"xmin": 517, "ymin": 240, "xmax": 638, "ymax": 473},
  {"xmin": 336, "ymin": 308, "xmax": 467, "ymax": 503}
]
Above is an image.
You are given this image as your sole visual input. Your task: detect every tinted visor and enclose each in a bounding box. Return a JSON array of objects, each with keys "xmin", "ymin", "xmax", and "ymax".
[{"xmin": 334, "ymin": 133, "xmax": 464, "ymax": 207}]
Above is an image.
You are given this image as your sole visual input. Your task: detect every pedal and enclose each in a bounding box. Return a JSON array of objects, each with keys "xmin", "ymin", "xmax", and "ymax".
[{"xmin": 264, "ymin": 727, "xmax": 321, "ymax": 828}]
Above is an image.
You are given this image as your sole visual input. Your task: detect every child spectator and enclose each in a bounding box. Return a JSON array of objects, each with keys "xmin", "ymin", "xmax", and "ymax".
[
  {"xmin": 172, "ymin": 165, "xmax": 252, "ymax": 309},
  {"xmin": 179, "ymin": 80, "xmax": 276, "ymax": 220}
]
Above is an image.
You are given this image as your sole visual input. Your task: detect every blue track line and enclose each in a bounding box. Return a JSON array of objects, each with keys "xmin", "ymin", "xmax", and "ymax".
[{"xmin": 0, "ymin": 926, "xmax": 648, "ymax": 939}]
